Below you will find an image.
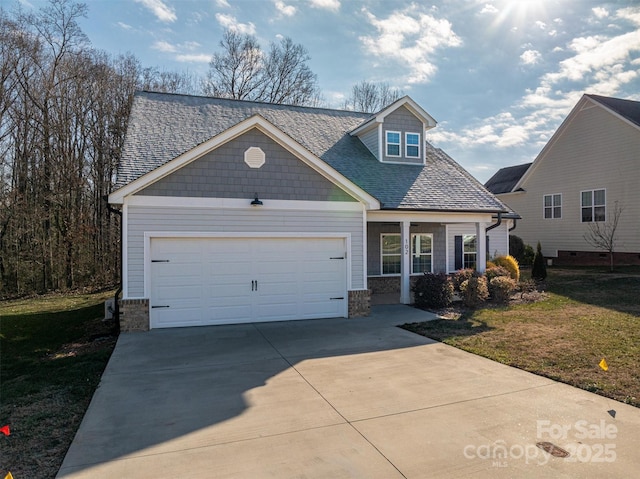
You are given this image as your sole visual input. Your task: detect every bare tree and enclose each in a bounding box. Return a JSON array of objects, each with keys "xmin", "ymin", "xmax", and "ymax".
[
  {"xmin": 583, "ymin": 201, "xmax": 624, "ymax": 272},
  {"xmin": 202, "ymin": 30, "xmax": 319, "ymax": 106},
  {"xmin": 344, "ymin": 80, "xmax": 404, "ymax": 113}
]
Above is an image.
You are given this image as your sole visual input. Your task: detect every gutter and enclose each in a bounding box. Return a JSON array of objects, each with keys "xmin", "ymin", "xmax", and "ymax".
[
  {"xmin": 509, "ymin": 218, "xmax": 517, "ymax": 232},
  {"xmin": 485, "ymin": 212, "xmax": 502, "ymax": 232},
  {"xmin": 104, "ymin": 196, "xmax": 122, "ymax": 334}
]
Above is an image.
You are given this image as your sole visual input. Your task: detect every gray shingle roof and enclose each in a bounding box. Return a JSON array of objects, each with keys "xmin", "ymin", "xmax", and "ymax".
[
  {"xmin": 587, "ymin": 94, "xmax": 640, "ymax": 128},
  {"xmin": 484, "ymin": 163, "xmax": 531, "ymax": 194},
  {"xmin": 116, "ymin": 91, "xmax": 508, "ymax": 212}
]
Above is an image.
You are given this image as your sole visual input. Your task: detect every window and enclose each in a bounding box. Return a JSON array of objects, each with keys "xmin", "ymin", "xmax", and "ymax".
[
  {"xmin": 581, "ymin": 189, "xmax": 606, "ymax": 222},
  {"xmin": 405, "ymin": 132, "xmax": 420, "ymax": 158},
  {"xmin": 381, "ymin": 234, "xmax": 401, "ymax": 275},
  {"xmin": 463, "ymin": 235, "xmax": 477, "ymax": 269},
  {"xmin": 386, "ymin": 131, "xmax": 401, "ymax": 157},
  {"xmin": 544, "ymin": 194, "xmax": 562, "ymax": 219},
  {"xmin": 411, "ymin": 234, "xmax": 432, "ymax": 273}
]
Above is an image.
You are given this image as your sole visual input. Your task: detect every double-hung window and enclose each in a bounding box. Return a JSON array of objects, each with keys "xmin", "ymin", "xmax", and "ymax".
[
  {"xmin": 381, "ymin": 233, "xmax": 434, "ymax": 275},
  {"xmin": 386, "ymin": 131, "xmax": 401, "ymax": 157},
  {"xmin": 544, "ymin": 194, "xmax": 562, "ymax": 219},
  {"xmin": 463, "ymin": 235, "xmax": 477, "ymax": 269},
  {"xmin": 581, "ymin": 189, "xmax": 606, "ymax": 222},
  {"xmin": 405, "ymin": 132, "xmax": 420, "ymax": 158}
]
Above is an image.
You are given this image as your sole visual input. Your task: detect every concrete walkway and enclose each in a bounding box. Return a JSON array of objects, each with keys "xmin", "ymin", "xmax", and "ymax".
[{"xmin": 58, "ymin": 305, "xmax": 640, "ymax": 478}]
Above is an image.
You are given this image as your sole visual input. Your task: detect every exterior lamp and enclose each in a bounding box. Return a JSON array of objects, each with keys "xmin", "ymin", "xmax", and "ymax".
[{"xmin": 250, "ymin": 194, "xmax": 263, "ymax": 207}]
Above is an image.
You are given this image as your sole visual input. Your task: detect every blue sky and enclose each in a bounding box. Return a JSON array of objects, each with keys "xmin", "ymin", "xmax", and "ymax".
[{"xmin": 10, "ymin": 0, "xmax": 640, "ymax": 182}]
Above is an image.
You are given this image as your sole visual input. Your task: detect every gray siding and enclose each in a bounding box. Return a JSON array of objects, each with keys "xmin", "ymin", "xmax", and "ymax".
[
  {"xmin": 367, "ymin": 222, "xmax": 446, "ymax": 275},
  {"xmin": 383, "ymin": 106, "xmax": 424, "ymax": 164},
  {"xmin": 500, "ymin": 103, "xmax": 640, "ymax": 257},
  {"xmin": 360, "ymin": 127, "xmax": 379, "ymax": 160},
  {"xmin": 139, "ymin": 128, "xmax": 356, "ymax": 202},
  {"xmin": 125, "ymin": 205, "xmax": 364, "ymax": 297}
]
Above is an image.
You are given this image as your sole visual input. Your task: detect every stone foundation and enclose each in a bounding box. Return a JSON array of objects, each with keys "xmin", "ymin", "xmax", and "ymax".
[
  {"xmin": 348, "ymin": 289, "xmax": 371, "ymax": 317},
  {"xmin": 367, "ymin": 276, "xmax": 400, "ymax": 295},
  {"xmin": 119, "ymin": 299, "xmax": 150, "ymax": 332}
]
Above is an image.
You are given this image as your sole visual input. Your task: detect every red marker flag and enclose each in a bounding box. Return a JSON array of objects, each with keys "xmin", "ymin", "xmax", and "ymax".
[{"xmin": 0, "ymin": 425, "xmax": 10, "ymax": 436}]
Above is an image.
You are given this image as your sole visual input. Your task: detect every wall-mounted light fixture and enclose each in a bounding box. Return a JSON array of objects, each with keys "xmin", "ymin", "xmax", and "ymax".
[{"xmin": 250, "ymin": 193, "xmax": 263, "ymax": 207}]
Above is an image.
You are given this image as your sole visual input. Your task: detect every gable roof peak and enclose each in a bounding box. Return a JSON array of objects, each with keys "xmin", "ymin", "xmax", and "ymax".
[{"xmin": 349, "ymin": 95, "xmax": 437, "ymax": 136}]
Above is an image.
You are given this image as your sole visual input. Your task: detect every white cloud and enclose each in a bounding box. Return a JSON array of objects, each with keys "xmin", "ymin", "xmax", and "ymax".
[
  {"xmin": 535, "ymin": 20, "xmax": 546, "ymax": 30},
  {"xmin": 274, "ymin": 0, "xmax": 296, "ymax": 17},
  {"xmin": 480, "ymin": 4, "xmax": 498, "ymax": 15},
  {"xmin": 215, "ymin": 0, "xmax": 231, "ymax": 7},
  {"xmin": 360, "ymin": 5, "xmax": 462, "ymax": 84},
  {"xmin": 520, "ymin": 49, "xmax": 541, "ymax": 65},
  {"xmin": 215, "ymin": 13, "xmax": 257, "ymax": 35},
  {"xmin": 592, "ymin": 7, "xmax": 609, "ymax": 19},
  {"xmin": 117, "ymin": 22, "xmax": 133, "ymax": 30},
  {"xmin": 175, "ymin": 53, "xmax": 212, "ymax": 63},
  {"xmin": 134, "ymin": 0, "xmax": 176, "ymax": 23},
  {"xmin": 152, "ymin": 40, "xmax": 177, "ymax": 53},
  {"xmin": 309, "ymin": 0, "xmax": 340, "ymax": 12}
]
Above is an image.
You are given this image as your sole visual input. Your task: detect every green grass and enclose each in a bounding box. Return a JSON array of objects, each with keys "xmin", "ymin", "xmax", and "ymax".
[
  {"xmin": 0, "ymin": 291, "xmax": 117, "ymax": 478},
  {"xmin": 403, "ymin": 267, "xmax": 640, "ymax": 407}
]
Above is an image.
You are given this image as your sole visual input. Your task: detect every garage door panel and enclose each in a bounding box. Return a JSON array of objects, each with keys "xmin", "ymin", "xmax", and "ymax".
[{"xmin": 150, "ymin": 237, "xmax": 347, "ymax": 328}]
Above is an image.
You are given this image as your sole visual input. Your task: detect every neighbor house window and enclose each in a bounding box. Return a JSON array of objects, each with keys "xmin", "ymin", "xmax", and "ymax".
[
  {"xmin": 544, "ymin": 194, "xmax": 562, "ymax": 219},
  {"xmin": 386, "ymin": 131, "xmax": 401, "ymax": 157},
  {"xmin": 405, "ymin": 132, "xmax": 420, "ymax": 158},
  {"xmin": 463, "ymin": 235, "xmax": 477, "ymax": 269},
  {"xmin": 411, "ymin": 234, "xmax": 432, "ymax": 273},
  {"xmin": 581, "ymin": 189, "xmax": 606, "ymax": 222},
  {"xmin": 381, "ymin": 234, "xmax": 401, "ymax": 275}
]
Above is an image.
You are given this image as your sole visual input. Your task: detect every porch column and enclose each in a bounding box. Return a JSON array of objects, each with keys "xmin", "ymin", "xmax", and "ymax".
[
  {"xmin": 476, "ymin": 222, "xmax": 487, "ymax": 273},
  {"xmin": 401, "ymin": 220, "xmax": 411, "ymax": 304}
]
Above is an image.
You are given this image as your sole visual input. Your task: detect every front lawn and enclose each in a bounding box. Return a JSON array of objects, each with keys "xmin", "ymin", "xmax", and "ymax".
[
  {"xmin": 402, "ymin": 267, "xmax": 640, "ymax": 407},
  {"xmin": 0, "ymin": 291, "xmax": 118, "ymax": 478}
]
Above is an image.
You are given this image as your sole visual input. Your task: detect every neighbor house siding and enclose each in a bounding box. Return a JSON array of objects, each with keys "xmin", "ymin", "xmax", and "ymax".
[
  {"xmin": 125, "ymin": 204, "xmax": 365, "ymax": 297},
  {"xmin": 366, "ymin": 222, "xmax": 446, "ymax": 275},
  {"xmin": 382, "ymin": 106, "xmax": 424, "ymax": 164},
  {"xmin": 139, "ymin": 128, "xmax": 356, "ymax": 202},
  {"xmin": 359, "ymin": 127, "xmax": 379, "ymax": 160},
  {"xmin": 498, "ymin": 103, "xmax": 640, "ymax": 257}
]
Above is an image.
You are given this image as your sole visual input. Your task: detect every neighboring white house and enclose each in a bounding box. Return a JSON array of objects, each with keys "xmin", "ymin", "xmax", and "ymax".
[
  {"xmin": 485, "ymin": 94, "xmax": 640, "ymax": 266},
  {"xmin": 109, "ymin": 91, "xmax": 511, "ymax": 330}
]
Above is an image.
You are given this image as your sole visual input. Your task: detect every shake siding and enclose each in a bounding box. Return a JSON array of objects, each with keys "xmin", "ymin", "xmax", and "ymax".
[
  {"xmin": 383, "ymin": 106, "xmax": 424, "ymax": 164},
  {"xmin": 125, "ymin": 205, "xmax": 365, "ymax": 297},
  {"xmin": 499, "ymin": 104, "xmax": 640, "ymax": 257},
  {"xmin": 360, "ymin": 128, "xmax": 379, "ymax": 160}
]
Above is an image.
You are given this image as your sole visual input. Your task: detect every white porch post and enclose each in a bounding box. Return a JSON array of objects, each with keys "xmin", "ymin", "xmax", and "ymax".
[
  {"xmin": 401, "ymin": 220, "xmax": 411, "ymax": 304},
  {"xmin": 476, "ymin": 222, "xmax": 486, "ymax": 273}
]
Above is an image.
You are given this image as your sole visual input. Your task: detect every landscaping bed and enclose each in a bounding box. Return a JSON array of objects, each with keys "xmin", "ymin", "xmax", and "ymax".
[
  {"xmin": 0, "ymin": 291, "xmax": 118, "ymax": 478},
  {"xmin": 402, "ymin": 267, "xmax": 640, "ymax": 408}
]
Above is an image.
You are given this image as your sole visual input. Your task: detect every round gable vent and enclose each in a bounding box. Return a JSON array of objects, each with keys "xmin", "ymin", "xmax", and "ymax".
[{"xmin": 244, "ymin": 147, "xmax": 266, "ymax": 168}]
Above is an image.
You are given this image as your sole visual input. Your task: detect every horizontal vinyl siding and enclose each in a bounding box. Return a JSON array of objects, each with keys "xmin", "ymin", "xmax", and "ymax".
[
  {"xmin": 126, "ymin": 205, "xmax": 364, "ymax": 297},
  {"xmin": 502, "ymin": 103, "xmax": 640, "ymax": 257}
]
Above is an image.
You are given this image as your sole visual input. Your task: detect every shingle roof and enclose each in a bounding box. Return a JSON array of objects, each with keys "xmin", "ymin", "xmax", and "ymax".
[
  {"xmin": 115, "ymin": 91, "xmax": 508, "ymax": 212},
  {"xmin": 587, "ymin": 94, "xmax": 640, "ymax": 128},
  {"xmin": 484, "ymin": 163, "xmax": 531, "ymax": 194}
]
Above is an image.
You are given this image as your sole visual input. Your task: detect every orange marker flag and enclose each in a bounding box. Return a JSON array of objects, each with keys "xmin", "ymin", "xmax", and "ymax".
[
  {"xmin": 5, "ymin": 472, "xmax": 14, "ymax": 479},
  {"xmin": 0, "ymin": 425, "xmax": 9, "ymax": 436},
  {"xmin": 599, "ymin": 358, "xmax": 609, "ymax": 371}
]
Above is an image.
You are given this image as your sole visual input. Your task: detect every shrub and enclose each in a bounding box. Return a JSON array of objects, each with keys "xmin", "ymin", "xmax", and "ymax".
[
  {"xmin": 459, "ymin": 276, "xmax": 489, "ymax": 308},
  {"xmin": 412, "ymin": 273, "xmax": 453, "ymax": 309},
  {"xmin": 493, "ymin": 255, "xmax": 520, "ymax": 282},
  {"xmin": 485, "ymin": 266, "xmax": 511, "ymax": 282},
  {"xmin": 452, "ymin": 268, "xmax": 478, "ymax": 291},
  {"xmin": 509, "ymin": 235, "xmax": 525, "ymax": 263},
  {"xmin": 489, "ymin": 276, "xmax": 517, "ymax": 303},
  {"xmin": 486, "ymin": 260, "xmax": 497, "ymax": 269},
  {"xmin": 523, "ymin": 244, "xmax": 535, "ymax": 266},
  {"xmin": 531, "ymin": 241, "xmax": 547, "ymax": 281}
]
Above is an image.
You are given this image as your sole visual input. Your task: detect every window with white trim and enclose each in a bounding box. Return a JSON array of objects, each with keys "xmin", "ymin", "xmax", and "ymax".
[
  {"xmin": 463, "ymin": 235, "xmax": 477, "ymax": 269},
  {"xmin": 544, "ymin": 194, "xmax": 562, "ymax": 219},
  {"xmin": 581, "ymin": 189, "xmax": 606, "ymax": 222},
  {"xmin": 381, "ymin": 234, "xmax": 401, "ymax": 275},
  {"xmin": 385, "ymin": 131, "xmax": 401, "ymax": 157},
  {"xmin": 405, "ymin": 132, "xmax": 420, "ymax": 158},
  {"xmin": 411, "ymin": 234, "xmax": 432, "ymax": 273}
]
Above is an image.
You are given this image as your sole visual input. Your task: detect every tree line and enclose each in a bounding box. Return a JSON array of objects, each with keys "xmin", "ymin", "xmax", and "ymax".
[{"xmin": 0, "ymin": 0, "xmax": 402, "ymax": 297}]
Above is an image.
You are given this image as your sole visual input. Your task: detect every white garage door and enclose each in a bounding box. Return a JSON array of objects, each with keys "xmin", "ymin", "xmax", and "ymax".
[{"xmin": 149, "ymin": 237, "xmax": 347, "ymax": 328}]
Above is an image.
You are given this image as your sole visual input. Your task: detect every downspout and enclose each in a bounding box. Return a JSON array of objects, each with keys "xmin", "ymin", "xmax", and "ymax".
[
  {"xmin": 105, "ymin": 196, "xmax": 122, "ymax": 334},
  {"xmin": 485, "ymin": 212, "xmax": 502, "ymax": 232},
  {"xmin": 509, "ymin": 219, "xmax": 517, "ymax": 232}
]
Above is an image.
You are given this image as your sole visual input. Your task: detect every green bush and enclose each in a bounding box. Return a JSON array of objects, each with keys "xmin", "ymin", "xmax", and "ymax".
[
  {"xmin": 489, "ymin": 276, "xmax": 517, "ymax": 303},
  {"xmin": 412, "ymin": 273, "xmax": 454, "ymax": 309},
  {"xmin": 509, "ymin": 235, "xmax": 525, "ymax": 263},
  {"xmin": 493, "ymin": 255, "xmax": 520, "ymax": 282},
  {"xmin": 452, "ymin": 268, "xmax": 478, "ymax": 291},
  {"xmin": 460, "ymin": 276, "xmax": 489, "ymax": 308},
  {"xmin": 531, "ymin": 241, "xmax": 547, "ymax": 281},
  {"xmin": 523, "ymin": 244, "xmax": 535, "ymax": 266},
  {"xmin": 485, "ymin": 266, "xmax": 511, "ymax": 282}
]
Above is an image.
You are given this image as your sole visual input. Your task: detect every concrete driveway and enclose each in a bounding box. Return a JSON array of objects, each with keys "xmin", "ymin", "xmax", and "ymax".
[{"xmin": 58, "ymin": 305, "xmax": 640, "ymax": 478}]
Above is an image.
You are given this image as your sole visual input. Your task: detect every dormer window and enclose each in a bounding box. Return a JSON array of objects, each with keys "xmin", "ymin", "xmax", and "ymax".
[
  {"xmin": 405, "ymin": 132, "xmax": 420, "ymax": 158},
  {"xmin": 386, "ymin": 131, "xmax": 401, "ymax": 157}
]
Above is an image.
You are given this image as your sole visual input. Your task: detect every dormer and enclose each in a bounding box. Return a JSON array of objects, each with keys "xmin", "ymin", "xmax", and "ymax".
[{"xmin": 350, "ymin": 96, "xmax": 437, "ymax": 165}]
